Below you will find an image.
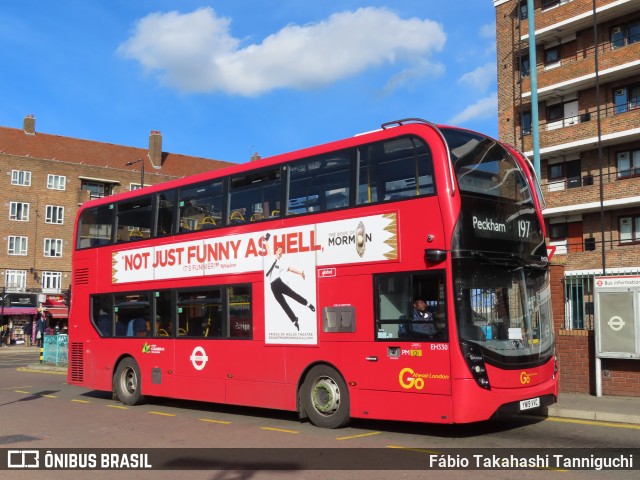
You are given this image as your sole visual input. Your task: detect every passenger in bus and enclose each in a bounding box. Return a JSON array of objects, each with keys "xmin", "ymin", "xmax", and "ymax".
[{"xmin": 127, "ymin": 317, "xmax": 148, "ymax": 337}]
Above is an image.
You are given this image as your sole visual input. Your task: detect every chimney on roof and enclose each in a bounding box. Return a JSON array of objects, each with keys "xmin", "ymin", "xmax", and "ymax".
[
  {"xmin": 250, "ymin": 152, "xmax": 261, "ymax": 161},
  {"xmin": 149, "ymin": 130, "xmax": 162, "ymax": 167},
  {"xmin": 23, "ymin": 114, "xmax": 36, "ymax": 135}
]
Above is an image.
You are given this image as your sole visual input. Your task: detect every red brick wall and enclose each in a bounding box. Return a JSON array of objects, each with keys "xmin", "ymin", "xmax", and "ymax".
[
  {"xmin": 557, "ymin": 329, "xmax": 595, "ymax": 394},
  {"xmin": 601, "ymin": 359, "xmax": 640, "ymax": 396}
]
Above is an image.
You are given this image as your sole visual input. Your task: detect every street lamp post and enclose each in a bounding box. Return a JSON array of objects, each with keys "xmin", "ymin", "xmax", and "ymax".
[{"xmin": 125, "ymin": 159, "xmax": 145, "ymax": 188}]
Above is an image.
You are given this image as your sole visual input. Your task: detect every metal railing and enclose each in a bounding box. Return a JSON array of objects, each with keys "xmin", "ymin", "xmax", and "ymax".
[{"xmin": 43, "ymin": 334, "xmax": 68, "ymax": 366}]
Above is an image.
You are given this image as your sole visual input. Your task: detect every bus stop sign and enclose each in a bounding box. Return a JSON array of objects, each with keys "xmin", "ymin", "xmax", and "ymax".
[{"xmin": 594, "ymin": 276, "xmax": 640, "ymax": 359}]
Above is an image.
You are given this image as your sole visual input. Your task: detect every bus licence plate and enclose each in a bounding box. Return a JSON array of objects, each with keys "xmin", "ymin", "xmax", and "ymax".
[{"xmin": 520, "ymin": 397, "xmax": 540, "ymax": 411}]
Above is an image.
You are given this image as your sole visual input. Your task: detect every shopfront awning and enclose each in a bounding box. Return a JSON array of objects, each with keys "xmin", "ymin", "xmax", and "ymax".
[
  {"xmin": 0, "ymin": 307, "xmax": 38, "ymax": 316},
  {"xmin": 46, "ymin": 307, "xmax": 69, "ymax": 319}
]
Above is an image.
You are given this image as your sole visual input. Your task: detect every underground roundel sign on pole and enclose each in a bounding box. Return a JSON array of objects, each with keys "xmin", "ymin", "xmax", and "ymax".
[{"xmin": 593, "ymin": 276, "xmax": 640, "ymax": 359}]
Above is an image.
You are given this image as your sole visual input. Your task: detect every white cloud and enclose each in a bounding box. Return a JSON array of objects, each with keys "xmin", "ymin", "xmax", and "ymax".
[
  {"xmin": 117, "ymin": 7, "xmax": 446, "ymax": 96},
  {"xmin": 457, "ymin": 62, "xmax": 495, "ymax": 92},
  {"xmin": 448, "ymin": 92, "xmax": 497, "ymax": 125},
  {"xmin": 479, "ymin": 22, "xmax": 496, "ymax": 39},
  {"xmin": 382, "ymin": 58, "xmax": 445, "ymax": 95}
]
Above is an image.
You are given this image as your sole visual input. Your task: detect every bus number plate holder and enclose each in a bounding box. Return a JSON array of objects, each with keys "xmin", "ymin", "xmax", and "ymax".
[{"xmin": 519, "ymin": 397, "xmax": 540, "ymax": 411}]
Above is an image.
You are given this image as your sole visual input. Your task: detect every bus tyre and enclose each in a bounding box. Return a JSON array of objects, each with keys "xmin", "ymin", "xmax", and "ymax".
[
  {"xmin": 113, "ymin": 357, "xmax": 144, "ymax": 406},
  {"xmin": 302, "ymin": 365, "xmax": 350, "ymax": 429}
]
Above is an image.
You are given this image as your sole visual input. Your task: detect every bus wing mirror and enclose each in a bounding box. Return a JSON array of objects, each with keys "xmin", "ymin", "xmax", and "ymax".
[{"xmin": 425, "ymin": 249, "xmax": 447, "ymax": 264}]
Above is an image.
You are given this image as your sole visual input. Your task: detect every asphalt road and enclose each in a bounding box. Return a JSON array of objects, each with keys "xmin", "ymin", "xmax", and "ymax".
[{"xmin": 1, "ymin": 348, "xmax": 639, "ymax": 480}]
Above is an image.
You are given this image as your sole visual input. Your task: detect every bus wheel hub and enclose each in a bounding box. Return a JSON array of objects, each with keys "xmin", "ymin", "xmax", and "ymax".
[{"xmin": 312, "ymin": 377, "xmax": 340, "ymax": 415}]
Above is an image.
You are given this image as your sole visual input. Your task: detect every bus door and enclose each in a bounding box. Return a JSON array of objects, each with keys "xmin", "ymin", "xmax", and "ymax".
[
  {"xmin": 367, "ymin": 271, "xmax": 452, "ymax": 396},
  {"xmin": 170, "ymin": 288, "xmax": 227, "ymax": 403}
]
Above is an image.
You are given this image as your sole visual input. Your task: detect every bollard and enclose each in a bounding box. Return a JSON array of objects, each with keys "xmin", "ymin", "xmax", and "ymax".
[{"xmin": 40, "ymin": 344, "xmax": 44, "ymax": 364}]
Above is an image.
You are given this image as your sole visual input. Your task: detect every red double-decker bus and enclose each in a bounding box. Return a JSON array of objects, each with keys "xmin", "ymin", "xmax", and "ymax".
[{"xmin": 68, "ymin": 118, "xmax": 558, "ymax": 428}]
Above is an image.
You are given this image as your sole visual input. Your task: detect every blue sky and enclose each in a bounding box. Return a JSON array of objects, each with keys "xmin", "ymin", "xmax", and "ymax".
[{"xmin": 1, "ymin": 1, "xmax": 498, "ymax": 164}]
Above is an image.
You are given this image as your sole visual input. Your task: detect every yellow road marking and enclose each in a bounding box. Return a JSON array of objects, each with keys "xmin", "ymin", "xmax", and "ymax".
[
  {"xmin": 148, "ymin": 411, "xmax": 176, "ymax": 417},
  {"xmin": 42, "ymin": 394, "xmax": 57, "ymax": 398},
  {"xmin": 71, "ymin": 399, "xmax": 91, "ymax": 404},
  {"xmin": 14, "ymin": 390, "xmax": 31, "ymax": 394},
  {"xmin": 336, "ymin": 431, "xmax": 381, "ymax": 440},
  {"xmin": 260, "ymin": 427, "xmax": 299, "ymax": 434},
  {"xmin": 2, "ymin": 385, "xmax": 32, "ymax": 390},
  {"xmin": 544, "ymin": 416, "xmax": 640, "ymax": 430},
  {"xmin": 106, "ymin": 404, "xmax": 129, "ymax": 410},
  {"xmin": 199, "ymin": 418, "xmax": 232, "ymax": 425}
]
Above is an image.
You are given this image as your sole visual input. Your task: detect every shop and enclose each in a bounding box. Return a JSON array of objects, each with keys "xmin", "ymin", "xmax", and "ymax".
[{"xmin": 1, "ymin": 292, "xmax": 38, "ymax": 345}]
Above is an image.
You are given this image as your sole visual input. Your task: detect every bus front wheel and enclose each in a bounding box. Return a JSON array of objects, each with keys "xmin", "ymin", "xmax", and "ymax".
[
  {"xmin": 302, "ymin": 365, "xmax": 350, "ymax": 428},
  {"xmin": 113, "ymin": 357, "xmax": 144, "ymax": 406}
]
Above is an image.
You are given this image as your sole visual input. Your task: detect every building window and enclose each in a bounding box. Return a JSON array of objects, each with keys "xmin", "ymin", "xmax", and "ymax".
[
  {"xmin": 81, "ymin": 181, "xmax": 112, "ymax": 200},
  {"xmin": 9, "ymin": 202, "xmax": 30, "ymax": 221},
  {"xmin": 11, "ymin": 170, "xmax": 31, "ymax": 186},
  {"xmin": 566, "ymin": 281, "xmax": 585, "ymax": 330},
  {"xmin": 8, "ymin": 236, "xmax": 28, "ymax": 256},
  {"xmin": 619, "ymin": 215, "xmax": 640, "ymax": 243},
  {"xmin": 614, "ymin": 84, "xmax": 640, "ymax": 114},
  {"xmin": 520, "ymin": 55, "xmax": 530, "ymax": 78},
  {"xmin": 616, "ymin": 149, "xmax": 640, "ymax": 178},
  {"xmin": 44, "ymin": 238, "xmax": 63, "ymax": 257},
  {"xmin": 518, "ymin": 1, "xmax": 528, "ymax": 20},
  {"xmin": 5, "ymin": 270, "xmax": 27, "ymax": 291},
  {"xmin": 521, "ymin": 110, "xmax": 532, "ymax": 136},
  {"xmin": 47, "ymin": 174, "xmax": 66, "ymax": 190},
  {"xmin": 45, "ymin": 205, "xmax": 65, "ymax": 224},
  {"xmin": 547, "ymin": 103, "xmax": 564, "ymax": 123},
  {"xmin": 611, "ymin": 21, "xmax": 640, "ymax": 49},
  {"xmin": 41, "ymin": 271, "xmax": 62, "ymax": 292},
  {"xmin": 544, "ymin": 45, "xmax": 561, "ymax": 68},
  {"xmin": 549, "ymin": 224, "xmax": 568, "ymax": 240},
  {"xmin": 547, "ymin": 160, "xmax": 581, "ymax": 189}
]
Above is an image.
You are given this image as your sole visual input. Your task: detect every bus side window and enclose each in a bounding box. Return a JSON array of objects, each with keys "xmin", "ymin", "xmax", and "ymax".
[
  {"xmin": 91, "ymin": 294, "xmax": 113, "ymax": 337},
  {"xmin": 287, "ymin": 151, "xmax": 351, "ymax": 215},
  {"xmin": 177, "ymin": 288, "xmax": 223, "ymax": 338},
  {"xmin": 229, "ymin": 169, "xmax": 281, "ymax": 226},
  {"xmin": 374, "ymin": 271, "xmax": 447, "ymax": 342},
  {"xmin": 77, "ymin": 205, "xmax": 113, "ymax": 249},
  {"xmin": 357, "ymin": 137, "xmax": 434, "ymax": 206},
  {"xmin": 178, "ymin": 181, "xmax": 224, "ymax": 233},
  {"xmin": 116, "ymin": 196, "xmax": 152, "ymax": 243},
  {"xmin": 153, "ymin": 290, "xmax": 174, "ymax": 337},
  {"xmin": 156, "ymin": 191, "xmax": 177, "ymax": 236},
  {"xmin": 229, "ymin": 285, "xmax": 251, "ymax": 338}
]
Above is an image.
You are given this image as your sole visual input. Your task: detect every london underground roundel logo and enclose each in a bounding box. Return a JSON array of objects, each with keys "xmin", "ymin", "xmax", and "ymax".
[{"xmin": 190, "ymin": 346, "xmax": 208, "ymax": 371}]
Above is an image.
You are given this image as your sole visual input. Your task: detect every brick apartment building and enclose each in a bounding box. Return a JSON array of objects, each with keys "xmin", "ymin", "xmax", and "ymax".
[
  {"xmin": 0, "ymin": 115, "xmax": 231, "ymax": 340},
  {"xmin": 494, "ymin": 0, "xmax": 640, "ymax": 396}
]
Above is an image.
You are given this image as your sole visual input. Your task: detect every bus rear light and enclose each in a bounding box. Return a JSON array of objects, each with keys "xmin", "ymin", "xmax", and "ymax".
[{"xmin": 460, "ymin": 342, "xmax": 491, "ymax": 390}]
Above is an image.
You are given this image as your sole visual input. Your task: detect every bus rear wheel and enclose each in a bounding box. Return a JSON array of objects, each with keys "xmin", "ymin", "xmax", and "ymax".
[
  {"xmin": 302, "ymin": 365, "xmax": 350, "ymax": 429},
  {"xmin": 113, "ymin": 357, "xmax": 144, "ymax": 406}
]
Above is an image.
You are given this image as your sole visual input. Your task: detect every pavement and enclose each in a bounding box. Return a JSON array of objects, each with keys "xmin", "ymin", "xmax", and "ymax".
[{"xmin": 2, "ymin": 344, "xmax": 639, "ymax": 426}]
